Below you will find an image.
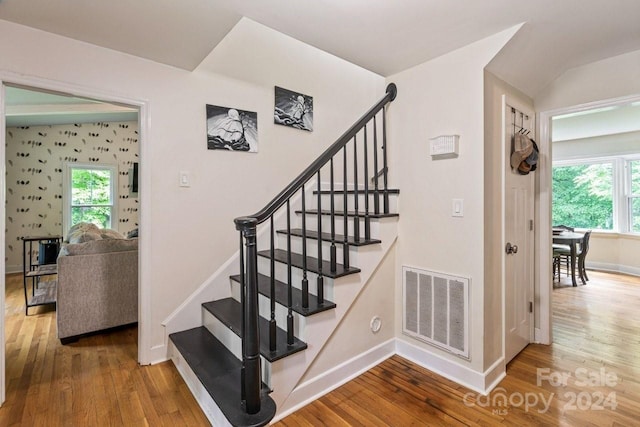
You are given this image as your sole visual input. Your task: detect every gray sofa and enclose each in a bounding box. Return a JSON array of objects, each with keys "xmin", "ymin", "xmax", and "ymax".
[{"xmin": 56, "ymin": 224, "xmax": 138, "ymax": 343}]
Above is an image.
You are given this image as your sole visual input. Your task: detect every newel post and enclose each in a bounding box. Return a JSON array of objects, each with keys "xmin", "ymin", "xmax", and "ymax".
[{"xmin": 234, "ymin": 216, "xmax": 261, "ymax": 415}]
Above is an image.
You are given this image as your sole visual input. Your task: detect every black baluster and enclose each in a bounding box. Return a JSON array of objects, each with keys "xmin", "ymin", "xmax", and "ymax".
[
  {"xmin": 301, "ymin": 186, "xmax": 309, "ymax": 309},
  {"xmin": 363, "ymin": 124, "xmax": 370, "ymax": 241},
  {"xmin": 373, "ymin": 115, "xmax": 380, "ymax": 215},
  {"xmin": 353, "ymin": 135, "xmax": 360, "ymax": 242},
  {"xmin": 383, "ymin": 107, "xmax": 389, "ymax": 214},
  {"xmin": 342, "ymin": 146, "xmax": 350, "ymax": 268},
  {"xmin": 239, "ymin": 231, "xmax": 246, "ymax": 401},
  {"xmin": 269, "ymin": 216, "xmax": 276, "ymax": 352},
  {"xmin": 286, "ymin": 200, "xmax": 294, "ymax": 345},
  {"xmin": 329, "ymin": 158, "xmax": 337, "ymax": 272},
  {"xmin": 316, "ymin": 171, "xmax": 324, "ymax": 304}
]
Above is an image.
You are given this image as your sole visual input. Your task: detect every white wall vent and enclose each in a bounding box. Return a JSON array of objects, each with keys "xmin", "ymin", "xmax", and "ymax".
[{"xmin": 403, "ymin": 266, "xmax": 470, "ymax": 359}]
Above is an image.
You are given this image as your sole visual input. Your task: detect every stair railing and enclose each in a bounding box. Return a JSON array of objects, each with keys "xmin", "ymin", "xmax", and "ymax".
[{"xmin": 234, "ymin": 83, "xmax": 397, "ymax": 414}]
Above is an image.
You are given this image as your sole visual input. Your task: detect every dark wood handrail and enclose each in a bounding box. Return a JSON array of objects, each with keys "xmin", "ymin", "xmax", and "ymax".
[
  {"xmin": 234, "ymin": 83, "xmax": 397, "ymax": 228},
  {"xmin": 233, "ymin": 83, "xmax": 397, "ymax": 416}
]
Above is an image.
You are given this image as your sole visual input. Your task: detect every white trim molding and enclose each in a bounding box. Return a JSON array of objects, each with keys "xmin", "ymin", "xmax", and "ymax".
[
  {"xmin": 0, "ymin": 70, "xmax": 153, "ymax": 369},
  {"xmin": 273, "ymin": 339, "xmax": 396, "ymax": 423},
  {"xmin": 395, "ymin": 338, "xmax": 505, "ymax": 395}
]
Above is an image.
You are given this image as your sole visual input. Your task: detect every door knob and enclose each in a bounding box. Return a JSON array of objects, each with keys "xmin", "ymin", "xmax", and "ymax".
[{"xmin": 505, "ymin": 242, "xmax": 518, "ymax": 254}]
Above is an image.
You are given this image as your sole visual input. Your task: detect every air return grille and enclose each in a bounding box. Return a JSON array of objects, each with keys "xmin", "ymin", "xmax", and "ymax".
[{"xmin": 403, "ymin": 266, "xmax": 469, "ymax": 359}]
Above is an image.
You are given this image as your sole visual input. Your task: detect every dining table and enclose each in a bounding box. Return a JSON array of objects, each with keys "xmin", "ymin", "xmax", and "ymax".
[{"xmin": 552, "ymin": 230, "xmax": 585, "ymax": 286}]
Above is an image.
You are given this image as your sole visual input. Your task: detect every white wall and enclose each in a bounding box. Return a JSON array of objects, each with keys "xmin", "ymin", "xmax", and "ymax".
[
  {"xmin": 386, "ymin": 26, "xmax": 519, "ymax": 375},
  {"xmin": 299, "ymin": 245, "xmax": 396, "ymax": 381},
  {"xmin": 0, "ymin": 18, "xmax": 385, "ymax": 359},
  {"xmin": 535, "ymin": 49, "xmax": 640, "ymax": 112}
]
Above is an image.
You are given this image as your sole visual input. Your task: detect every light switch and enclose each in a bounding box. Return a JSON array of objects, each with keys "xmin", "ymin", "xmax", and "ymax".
[
  {"xmin": 452, "ymin": 198, "xmax": 463, "ymax": 217},
  {"xmin": 179, "ymin": 171, "xmax": 190, "ymax": 187}
]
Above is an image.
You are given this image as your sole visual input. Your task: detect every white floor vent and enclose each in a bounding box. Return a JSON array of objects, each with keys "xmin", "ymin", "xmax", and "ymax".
[{"xmin": 403, "ymin": 266, "xmax": 469, "ymax": 359}]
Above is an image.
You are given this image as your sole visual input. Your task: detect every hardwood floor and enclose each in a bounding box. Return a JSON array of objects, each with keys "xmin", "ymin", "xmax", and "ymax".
[
  {"xmin": 0, "ymin": 273, "xmax": 209, "ymax": 426},
  {"xmin": 276, "ymin": 270, "xmax": 640, "ymax": 426},
  {"xmin": 3, "ymin": 270, "xmax": 639, "ymax": 426}
]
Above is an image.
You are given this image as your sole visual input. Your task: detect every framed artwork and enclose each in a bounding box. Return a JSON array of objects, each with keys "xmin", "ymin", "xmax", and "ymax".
[
  {"xmin": 206, "ymin": 104, "xmax": 258, "ymax": 152},
  {"xmin": 274, "ymin": 86, "xmax": 313, "ymax": 132}
]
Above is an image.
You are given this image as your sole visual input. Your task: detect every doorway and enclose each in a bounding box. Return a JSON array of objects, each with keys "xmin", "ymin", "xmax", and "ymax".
[
  {"xmin": 538, "ymin": 93, "xmax": 640, "ymax": 345},
  {"xmin": 0, "ymin": 77, "xmax": 149, "ymax": 405}
]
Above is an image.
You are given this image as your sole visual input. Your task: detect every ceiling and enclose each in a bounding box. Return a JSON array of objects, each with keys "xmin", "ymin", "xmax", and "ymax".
[
  {"xmin": 4, "ymin": 86, "xmax": 138, "ymax": 127},
  {"xmin": 0, "ymin": 0, "xmax": 639, "ymax": 98}
]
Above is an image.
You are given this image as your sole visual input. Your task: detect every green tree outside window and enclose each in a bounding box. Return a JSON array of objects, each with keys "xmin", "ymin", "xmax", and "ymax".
[
  {"xmin": 70, "ymin": 168, "xmax": 113, "ymax": 229},
  {"xmin": 552, "ymin": 163, "xmax": 613, "ymax": 230}
]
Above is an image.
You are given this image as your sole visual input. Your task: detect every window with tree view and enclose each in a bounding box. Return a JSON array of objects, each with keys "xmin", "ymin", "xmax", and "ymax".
[
  {"xmin": 629, "ymin": 160, "xmax": 640, "ymax": 233},
  {"xmin": 552, "ymin": 162, "xmax": 614, "ymax": 230},
  {"xmin": 66, "ymin": 164, "xmax": 117, "ymax": 230}
]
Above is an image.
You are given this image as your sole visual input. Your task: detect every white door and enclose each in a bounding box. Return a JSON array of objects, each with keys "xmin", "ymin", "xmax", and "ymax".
[{"xmin": 504, "ymin": 99, "xmax": 535, "ymax": 364}]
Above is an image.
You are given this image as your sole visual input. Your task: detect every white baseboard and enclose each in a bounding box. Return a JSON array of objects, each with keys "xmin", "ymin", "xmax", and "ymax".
[
  {"xmin": 146, "ymin": 344, "xmax": 169, "ymax": 365},
  {"xmin": 171, "ymin": 336, "xmax": 508, "ymax": 423},
  {"xmin": 587, "ymin": 261, "xmax": 640, "ymax": 277},
  {"xmin": 5, "ymin": 265, "xmax": 22, "ymax": 274},
  {"xmin": 273, "ymin": 338, "xmax": 396, "ymax": 423},
  {"xmin": 395, "ymin": 339, "xmax": 504, "ymax": 395},
  {"xmin": 483, "ymin": 357, "xmax": 506, "ymax": 393},
  {"xmin": 534, "ymin": 327, "xmax": 550, "ymax": 345}
]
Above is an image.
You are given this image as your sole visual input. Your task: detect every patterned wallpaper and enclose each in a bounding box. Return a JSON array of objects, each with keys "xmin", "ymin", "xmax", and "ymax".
[{"xmin": 5, "ymin": 121, "xmax": 139, "ymax": 272}]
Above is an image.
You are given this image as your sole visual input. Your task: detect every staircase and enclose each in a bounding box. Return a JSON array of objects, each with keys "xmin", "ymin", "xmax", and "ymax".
[{"xmin": 168, "ymin": 84, "xmax": 398, "ymax": 426}]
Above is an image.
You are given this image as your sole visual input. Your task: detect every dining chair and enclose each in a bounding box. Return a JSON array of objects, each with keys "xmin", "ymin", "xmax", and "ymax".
[
  {"xmin": 552, "ymin": 224, "xmax": 574, "ymax": 278},
  {"xmin": 577, "ymin": 230, "xmax": 592, "ymax": 282},
  {"xmin": 553, "ymin": 229, "xmax": 591, "ymax": 284},
  {"xmin": 552, "ymin": 249, "xmax": 562, "ymax": 282}
]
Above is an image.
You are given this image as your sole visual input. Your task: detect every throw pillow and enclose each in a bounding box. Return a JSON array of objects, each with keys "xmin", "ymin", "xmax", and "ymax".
[
  {"xmin": 65, "ymin": 222, "xmax": 100, "ymax": 242},
  {"xmin": 67, "ymin": 230, "xmax": 103, "ymax": 244},
  {"xmin": 100, "ymin": 229, "xmax": 125, "ymax": 239}
]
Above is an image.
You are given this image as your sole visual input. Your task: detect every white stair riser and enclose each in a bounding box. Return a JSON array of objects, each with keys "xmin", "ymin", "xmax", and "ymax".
[
  {"xmin": 201, "ymin": 308, "xmax": 272, "ymax": 387},
  {"xmin": 312, "ymin": 192, "xmax": 399, "ymax": 213},
  {"xmin": 202, "ymin": 310, "xmax": 242, "ymax": 360},
  {"xmin": 294, "ymin": 213, "xmax": 374, "ymax": 238},
  {"xmin": 276, "ymin": 234, "xmax": 357, "ymax": 267},
  {"xmin": 257, "ymin": 256, "xmax": 337, "ymax": 301},
  {"xmin": 168, "ymin": 341, "xmax": 233, "ymax": 427},
  {"xmin": 258, "ymin": 293, "xmax": 309, "ymax": 342},
  {"xmin": 229, "ymin": 279, "xmax": 308, "ymax": 340}
]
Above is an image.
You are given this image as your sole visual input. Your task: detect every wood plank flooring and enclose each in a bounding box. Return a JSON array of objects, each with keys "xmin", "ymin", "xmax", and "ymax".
[
  {"xmin": 0, "ymin": 273, "xmax": 209, "ymax": 426},
  {"xmin": 3, "ymin": 270, "xmax": 640, "ymax": 426},
  {"xmin": 276, "ymin": 270, "xmax": 640, "ymax": 426}
]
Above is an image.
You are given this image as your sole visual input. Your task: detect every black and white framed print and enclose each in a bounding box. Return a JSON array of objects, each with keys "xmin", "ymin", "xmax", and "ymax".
[
  {"xmin": 274, "ymin": 86, "xmax": 313, "ymax": 132},
  {"xmin": 207, "ymin": 104, "xmax": 258, "ymax": 152}
]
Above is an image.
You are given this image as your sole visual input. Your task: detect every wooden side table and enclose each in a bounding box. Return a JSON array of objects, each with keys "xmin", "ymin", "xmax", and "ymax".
[{"xmin": 22, "ymin": 236, "xmax": 62, "ymax": 315}]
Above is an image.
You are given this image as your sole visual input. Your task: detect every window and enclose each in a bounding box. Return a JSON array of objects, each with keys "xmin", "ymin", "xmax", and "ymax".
[
  {"xmin": 553, "ymin": 157, "xmax": 640, "ymax": 233},
  {"xmin": 63, "ymin": 163, "xmax": 117, "ymax": 232},
  {"xmin": 552, "ymin": 162, "xmax": 614, "ymax": 230},
  {"xmin": 628, "ymin": 159, "xmax": 640, "ymax": 232}
]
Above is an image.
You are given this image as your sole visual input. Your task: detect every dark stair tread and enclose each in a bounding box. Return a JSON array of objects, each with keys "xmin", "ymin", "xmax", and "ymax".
[
  {"xmin": 169, "ymin": 327, "xmax": 275, "ymax": 427},
  {"xmin": 202, "ymin": 298, "xmax": 307, "ymax": 362},
  {"xmin": 258, "ymin": 249, "xmax": 361, "ymax": 278},
  {"xmin": 276, "ymin": 228, "xmax": 381, "ymax": 246},
  {"xmin": 230, "ymin": 274, "xmax": 336, "ymax": 316},
  {"xmin": 314, "ymin": 188, "xmax": 400, "ymax": 195},
  {"xmin": 296, "ymin": 209, "xmax": 399, "ymax": 219}
]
